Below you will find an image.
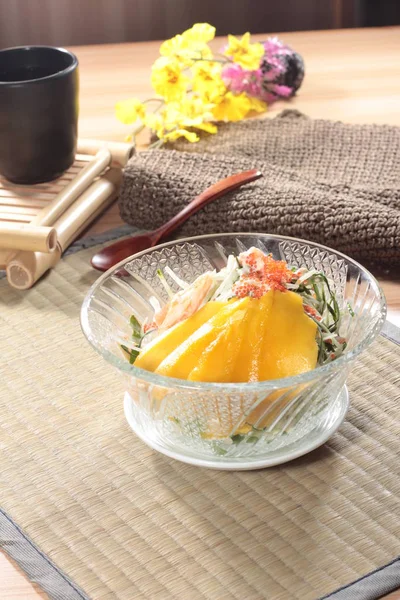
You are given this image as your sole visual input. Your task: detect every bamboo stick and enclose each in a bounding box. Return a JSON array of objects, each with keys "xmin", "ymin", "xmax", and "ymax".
[
  {"xmin": 6, "ymin": 169, "xmax": 121, "ymax": 290},
  {"xmin": 30, "ymin": 148, "xmax": 112, "ymax": 228},
  {"xmin": 55, "ymin": 168, "xmax": 121, "ymax": 251},
  {"xmin": 0, "ymin": 197, "xmax": 48, "ymax": 208},
  {"xmin": 0, "ymin": 222, "xmax": 58, "ymax": 253},
  {"xmin": 77, "ymin": 139, "xmax": 134, "ymax": 168},
  {"xmin": 0, "ymin": 214, "xmax": 32, "ymax": 223}
]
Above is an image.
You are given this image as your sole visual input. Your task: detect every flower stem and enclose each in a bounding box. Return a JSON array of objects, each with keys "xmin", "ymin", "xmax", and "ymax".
[
  {"xmin": 131, "ymin": 122, "xmax": 145, "ymax": 137},
  {"xmin": 191, "ymin": 57, "xmax": 229, "ymax": 64},
  {"xmin": 148, "ymin": 139, "xmax": 164, "ymax": 149},
  {"xmin": 143, "ymin": 98, "xmax": 165, "ymax": 105}
]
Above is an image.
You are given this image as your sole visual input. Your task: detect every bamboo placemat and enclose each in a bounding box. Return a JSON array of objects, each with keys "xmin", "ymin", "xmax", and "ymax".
[{"xmin": 1, "ymin": 237, "xmax": 400, "ymax": 600}]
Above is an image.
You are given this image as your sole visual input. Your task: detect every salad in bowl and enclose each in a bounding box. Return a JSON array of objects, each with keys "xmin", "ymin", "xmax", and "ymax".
[
  {"xmin": 127, "ymin": 247, "xmax": 349, "ymax": 378},
  {"xmin": 81, "ymin": 234, "xmax": 386, "ymax": 468}
]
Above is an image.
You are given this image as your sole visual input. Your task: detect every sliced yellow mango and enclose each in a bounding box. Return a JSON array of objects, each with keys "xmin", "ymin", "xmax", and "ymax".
[
  {"xmin": 155, "ymin": 298, "xmax": 249, "ymax": 379},
  {"xmin": 138, "ymin": 290, "xmax": 318, "ymax": 385},
  {"xmin": 232, "ymin": 293, "xmax": 274, "ymax": 382},
  {"xmin": 187, "ymin": 291, "xmax": 317, "ymax": 384},
  {"xmin": 188, "ymin": 300, "xmax": 254, "ymax": 382},
  {"xmin": 135, "ymin": 301, "xmax": 225, "ymax": 372},
  {"xmin": 258, "ymin": 290, "xmax": 317, "ymax": 380}
]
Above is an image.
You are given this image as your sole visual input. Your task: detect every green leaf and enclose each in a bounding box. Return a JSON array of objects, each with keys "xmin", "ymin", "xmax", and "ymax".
[
  {"xmin": 129, "ymin": 349, "xmax": 140, "ymax": 364},
  {"xmin": 246, "ymin": 435, "xmax": 261, "ymax": 444},
  {"xmin": 212, "ymin": 444, "xmax": 228, "ymax": 456},
  {"xmin": 129, "ymin": 314, "xmax": 140, "ymax": 329},
  {"xmin": 231, "ymin": 434, "xmax": 245, "ymax": 444},
  {"xmin": 128, "ymin": 314, "xmax": 143, "ymax": 345},
  {"xmin": 120, "ymin": 344, "xmax": 139, "ymax": 364},
  {"xmin": 312, "ymin": 282, "xmax": 321, "ymax": 302}
]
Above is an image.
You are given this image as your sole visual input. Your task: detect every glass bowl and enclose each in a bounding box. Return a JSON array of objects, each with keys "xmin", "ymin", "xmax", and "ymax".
[{"xmin": 80, "ymin": 233, "xmax": 386, "ymax": 469}]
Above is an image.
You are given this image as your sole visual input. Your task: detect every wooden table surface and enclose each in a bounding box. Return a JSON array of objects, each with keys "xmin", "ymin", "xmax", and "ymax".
[{"xmin": 2, "ymin": 26, "xmax": 400, "ymax": 600}]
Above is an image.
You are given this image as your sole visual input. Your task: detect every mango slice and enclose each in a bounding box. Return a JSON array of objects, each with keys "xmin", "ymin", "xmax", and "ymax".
[
  {"xmin": 155, "ymin": 298, "xmax": 249, "ymax": 379},
  {"xmin": 258, "ymin": 290, "xmax": 318, "ymax": 380},
  {"xmin": 135, "ymin": 301, "xmax": 225, "ymax": 373},
  {"xmin": 189, "ymin": 291, "xmax": 317, "ymax": 383},
  {"xmin": 231, "ymin": 293, "xmax": 274, "ymax": 382},
  {"xmin": 137, "ymin": 290, "xmax": 318, "ymax": 383},
  {"xmin": 188, "ymin": 300, "xmax": 253, "ymax": 382},
  {"xmin": 188, "ymin": 294, "xmax": 270, "ymax": 382}
]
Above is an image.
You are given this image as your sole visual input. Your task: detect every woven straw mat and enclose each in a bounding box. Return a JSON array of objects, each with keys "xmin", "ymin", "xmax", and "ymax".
[{"xmin": 1, "ymin": 242, "xmax": 400, "ymax": 600}]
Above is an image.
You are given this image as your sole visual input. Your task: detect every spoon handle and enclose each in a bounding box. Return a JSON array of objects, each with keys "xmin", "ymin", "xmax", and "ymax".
[{"xmin": 153, "ymin": 169, "xmax": 262, "ymax": 243}]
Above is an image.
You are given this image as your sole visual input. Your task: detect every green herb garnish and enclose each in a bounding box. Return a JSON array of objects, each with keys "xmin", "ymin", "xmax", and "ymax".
[{"xmin": 120, "ymin": 314, "xmax": 143, "ymax": 364}]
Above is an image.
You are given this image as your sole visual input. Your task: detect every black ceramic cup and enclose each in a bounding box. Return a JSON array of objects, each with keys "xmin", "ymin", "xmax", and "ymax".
[{"xmin": 0, "ymin": 46, "xmax": 79, "ymax": 184}]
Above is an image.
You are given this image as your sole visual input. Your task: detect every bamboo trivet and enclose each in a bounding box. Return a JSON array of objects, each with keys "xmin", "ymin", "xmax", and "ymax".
[
  {"xmin": 0, "ymin": 139, "xmax": 134, "ymax": 289},
  {"xmin": 1, "ymin": 240, "xmax": 400, "ymax": 600}
]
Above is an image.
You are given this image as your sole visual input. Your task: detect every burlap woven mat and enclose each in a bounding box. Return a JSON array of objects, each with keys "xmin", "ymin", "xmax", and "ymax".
[
  {"xmin": 1, "ymin": 236, "xmax": 400, "ymax": 600},
  {"xmin": 119, "ymin": 110, "xmax": 400, "ymax": 266}
]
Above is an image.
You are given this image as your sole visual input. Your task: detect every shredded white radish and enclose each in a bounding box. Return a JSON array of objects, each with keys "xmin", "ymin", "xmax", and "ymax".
[
  {"xmin": 164, "ymin": 266, "xmax": 190, "ymax": 290},
  {"xmin": 156, "ymin": 269, "xmax": 174, "ymax": 297},
  {"xmin": 298, "ymin": 269, "xmax": 319, "ymax": 284},
  {"xmin": 149, "ymin": 296, "xmax": 162, "ymax": 312},
  {"xmin": 211, "ymin": 255, "xmax": 240, "ymax": 301}
]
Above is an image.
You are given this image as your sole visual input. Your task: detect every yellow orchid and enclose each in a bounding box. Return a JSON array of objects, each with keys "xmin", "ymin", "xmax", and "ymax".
[
  {"xmin": 159, "ymin": 34, "xmax": 194, "ymax": 67},
  {"xmin": 182, "ymin": 23, "xmax": 215, "ymax": 58},
  {"xmin": 163, "ymin": 98, "xmax": 218, "ymax": 134},
  {"xmin": 191, "ymin": 61, "xmax": 225, "ymax": 100},
  {"xmin": 247, "ymin": 96, "xmax": 268, "ymax": 113},
  {"xmin": 212, "ymin": 92, "xmax": 252, "ymax": 122},
  {"xmin": 116, "ymin": 23, "xmax": 273, "ymax": 146},
  {"xmin": 115, "ymin": 98, "xmax": 145, "ymax": 124},
  {"xmin": 160, "ymin": 34, "xmax": 187, "ymax": 56},
  {"xmin": 160, "ymin": 23, "xmax": 215, "ymax": 65},
  {"xmin": 142, "ymin": 112, "xmax": 163, "ymax": 137},
  {"xmin": 162, "ymin": 129, "xmax": 199, "ymax": 143},
  {"xmin": 151, "ymin": 57, "xmax": 189, "ymax": 101},
  {"xmin": 182, "ymin": 23, "xmax": 215, "ymax": 45},
  {"xmin": 223, "ymin": 32, "xmax": 264, "ymax": 70}
]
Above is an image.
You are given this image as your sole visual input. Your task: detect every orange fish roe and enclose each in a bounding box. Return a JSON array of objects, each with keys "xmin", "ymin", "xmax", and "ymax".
[
  {"xmin": 233, "ymin": 248, "xmax": 294, "ymax": 298},
  {"xmin": 303, "ymin": 304, "xmax": 322, "ymax": 321},
  {"xmin": 143, "ymin": 321, "xmax": 155, "ymax": 333}
]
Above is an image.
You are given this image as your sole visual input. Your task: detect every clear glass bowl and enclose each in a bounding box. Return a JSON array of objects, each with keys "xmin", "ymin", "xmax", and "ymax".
[{"xmin": 80, "ymin": 234, "xmax": 386, "ymax": 468}]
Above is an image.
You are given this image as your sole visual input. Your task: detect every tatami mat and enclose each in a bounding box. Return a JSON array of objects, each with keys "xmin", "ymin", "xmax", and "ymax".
[{"xmin": 1, "ymin": 242, "xmax": 400, "ymax": 600}]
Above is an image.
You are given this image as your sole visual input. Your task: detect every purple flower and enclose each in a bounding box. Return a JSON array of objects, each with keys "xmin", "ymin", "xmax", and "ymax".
[
  {"xmin": 222, "ymin": 36, "xmax": 304, "ymax": 104},
  {"xmin": 222, "ymin": 63, "xmax": 263, "ymax": 97}
]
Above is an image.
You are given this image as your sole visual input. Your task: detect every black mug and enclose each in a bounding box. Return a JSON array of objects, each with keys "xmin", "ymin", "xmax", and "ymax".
[{"xmin": 0, "ymin": 46, "xmax": 79, "ymax": 184}]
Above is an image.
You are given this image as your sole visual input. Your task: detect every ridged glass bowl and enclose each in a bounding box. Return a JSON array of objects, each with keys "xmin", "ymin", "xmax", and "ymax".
[{"xmin": 81, "ymin": 233, "xmax": 386, "ymax": 469}]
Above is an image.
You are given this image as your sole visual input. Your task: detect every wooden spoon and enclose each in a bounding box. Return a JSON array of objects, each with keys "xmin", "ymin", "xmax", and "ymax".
[{"xmin": 91, "ymin": 169, "xmax": 262, "ymax": 271}]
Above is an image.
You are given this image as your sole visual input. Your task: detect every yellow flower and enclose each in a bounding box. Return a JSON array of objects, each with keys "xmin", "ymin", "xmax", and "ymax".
[
  {"xmin": 191, "ymin": 61, "xmax": 225, "ymax": 100},
  {"xmin": 160, "ymin": 34, "xmax": 187, "ymax": 57},
  {"xmin": 163, "ymin": 97, "xmax": 217, "ymax": 134},
  {"xmin": 162, "ymin": 129, "xmax": 199, "ymax": 143},
  {"xmin": 212, "ymin": 92, "xmax": 252, "ymax": 122},
  {"xmin": 247, "ymin": 96, "xmax": 268, "ymax": 113},
  {"xmin": 142, "ymin": 112, "xmax": 163, "ymax": 136},
  {"xmin": 193, "ymin": 121, "xmax": 218, "ymax": 134},
  {"xmin": 182, "ymin": 23, "xmax": 216, "ymax": 45},
  {"xmin": 115, "ymin": 98, "xmax": 145, "ymax": 124},
  {"xmin": 160, "ymin": 24, "xmax": 215, "ymax": 65},
  {"xmin": 183, "ymin": 23, "xmax": 215, "ymax": 58},
  {"xmin": 223, "ymin": 32, "xmax": 264, "ymax": 70},
  {"xmin": 160, "ymin": 34, "xmax": 194, "ymax": 67},
  {"xmin": 151, "ymin": 57, "xmax": 189, "ymax": 101}
]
